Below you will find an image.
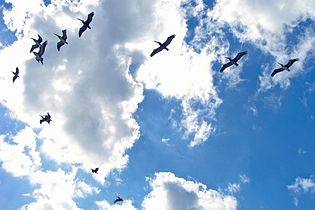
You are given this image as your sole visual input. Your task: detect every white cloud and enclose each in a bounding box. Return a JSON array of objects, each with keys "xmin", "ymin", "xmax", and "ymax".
[
  {"xmin": 288, "ymin": 176, "xmax": 315, "ymax": 206},
  {"xmin": 96, "ymin": 200, "xmax": 137, "ymax": 210},
  {"xmin": 221, "ymin": 174, "xmax": 250, "ymax": 195},
  {"xmin": 0, "ymin": 126, "xmax": 40, "ymax": 177},
  {"xmin": 21, "ymin": 168, "xmax": 98, "ymax": 210},
  {"xmin": 142, "ymin": 172, "xmax": 237, "ymax": 210}
]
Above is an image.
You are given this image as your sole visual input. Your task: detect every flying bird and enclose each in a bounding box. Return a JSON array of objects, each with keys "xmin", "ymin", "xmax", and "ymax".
[
  {"xmin": 30, "ymin": 34, "xmax": 43, "ymax": 53},
  {"xmin": 91, "ymin": 167, "xmax": 99, "ymax": 174},
  {"xmin": 33, "ymin": 40, "xmax": 48, "ymax": 64},
  {"xmin": 54, "ymin": 29, "xmax": 68, "ymax": 51},
  {"xmin": 220, "ymin": 51, "xmax": 247, "ymax": 72},
  {"xmin": 150, "ymin": 34, "xmax": 175, "ymax": 57},
  {"xmin": 114, "ymin": 196, "xmax": 123, "ymax": 204},
  {"xmin": 78, "ymin": 12, "xmax": 94, "ymax": 37},
  {"xmin": 40, "ymin": 112, "xmax": 52, "ymax": 124},
  {"xmin": 12, "ymin": 67, "xmax": 19, "ymax": 83},
  {"xmin": 271, "ymin": 58, "xmax": 299, "ymax": 77}
]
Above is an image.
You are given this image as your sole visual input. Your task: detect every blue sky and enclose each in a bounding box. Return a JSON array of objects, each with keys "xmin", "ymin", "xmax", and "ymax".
[{"xmin": 0, "ymin": 0, "xmax": 315, "ymax": 209}]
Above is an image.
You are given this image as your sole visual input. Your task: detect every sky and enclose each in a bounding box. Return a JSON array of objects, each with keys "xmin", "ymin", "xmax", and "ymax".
[{"xmin": 0, "ymin": 0, "xmax": 315, "ymax": 209}]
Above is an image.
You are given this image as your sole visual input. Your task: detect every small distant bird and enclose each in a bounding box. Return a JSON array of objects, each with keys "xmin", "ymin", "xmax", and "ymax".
[
  {"xmin": 54, "ymin": 29, "xmax": 68, "ymax": 51},
  {"xmin": 33, "ymin": 40, "xmax": 48, "ymax": 64},
  {"xmin": 30, "ymin": 34, "xmax": 43, "ymax": 53},
  {"xmin": 78, "ymin": 12, "xmax": 94, "ymax": 37},
  {"xmin": 40, "ymin": 112, "xmax": 52, "ymax": 124},
  {"xmin": 114, "ymin": 196, "xmax": 123, "ymax": 204},
  {"xmin": 271, "ymin": 58, "xmax": 299, "ymax": 77},
  {"xmin": 220, "ymin": 51, "xmax": 247, "ymax": 72},
  {"xmin": 12, "ymin": 67, "xmax": 19, "ymax": 83},
  {"xmin": 150, "ymin": 34, "xmax": 176, "ymax": 57},
  {"xmin": 91, "ymin": 167, "xmax": 99, "ymax": 174}
]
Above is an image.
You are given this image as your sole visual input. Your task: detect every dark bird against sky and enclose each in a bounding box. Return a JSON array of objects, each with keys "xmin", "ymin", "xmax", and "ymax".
[
  {"xmin": 91, "ymin": 167, "xmax": 99, "ymax": 174},
  {"xmin": 12, "ymin": 67, "xmax": 19, "ymax": 83},
  {"xmin": 40, "ymin": 112, "xmax": 51, "ymax": 124},
  {"xmin": 30, "ymin": 34, "xmax": 43, "ymax": 53},
  {"xmin": 33, "ymin": 40, "xmax": 48, "ymax": 64},
  {"xmin": 54, "ymin": 29, "xmax": 68, "ymax": 51},
  {"xmin": 150, "ymin": 34, "xmax": 176, "ymax": 57},
  {"xmin": 78, "ymin": 12, "xmax": 94, "ymax": 37},
  {"xmin": 271, "ymin": 58, "xmax": 299, "ymax": 77},
  {"xmin": 220, "ymin": 51, "xmax": 247, "ymax": 72},
  {"xmin": 114, "ymin": 196, "xmax": 123, "ymax": 204}
]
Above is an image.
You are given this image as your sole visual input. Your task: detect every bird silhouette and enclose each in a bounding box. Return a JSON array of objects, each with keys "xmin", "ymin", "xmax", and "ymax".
[
  {"xmin": 114, "ymin": 196, "xmax": 123, "ymax": 204},
  {"xmin": 33, "ymin": 40, "xmax": 48, "ymax": 64},
  {"xmin": 271, "ymin": 58, "xmax": 299, "ymax": 77},
  {"xmin": 91, "ymin": 167, "xmax": 99, "ymax": 174},
  {"xmin": 78, "ymin": 12, "xmax": 94, "ymax": 37},
  {"xmin": 30, "ymin": 34, "xmax": 43, "ymax": 53},
  {"xmin": 220, "ymin": 51, "xmax": 247, "ymax": 72},
  {"xmin": 150, "ymin": 34, "xmax": 175, "ymax": 57},
  {"xmin": 54, "ymin": 29, "xmax": 68, "ymax": 51},
  {"xmin": 40, "ymin": 112, "xmax": 52, "ymax": 124},
  {"xmin": 12, "ymin": 67, "xmax": 19, "ymax": 83}
]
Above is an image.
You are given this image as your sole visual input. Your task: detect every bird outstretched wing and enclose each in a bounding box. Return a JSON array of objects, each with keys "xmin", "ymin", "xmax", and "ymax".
[
  {"xmin": 62, "ymin": 30, "xmax": 67, "ymax": 40},
  {"xmin": 57, "ymin": 41, "xmax": 64, "ymax": 51},
  {"xmin": 38, "ymin": 41, "xmax": 48, "ymax": 56},
  {"xmin": 163, "ymin": 34, "xmax": 175, "ymax": 46},
  {"xmin": 271, "ymin": 67, "xmax": 284, "ymax": 77},
  {"xmin": 37, "ymin": 34, "xmax": 43, "ymax": 43},
  {"xmin": 220, "ymin": 62, "xmax": 233, "ymax": 72},
  {"xmin": 87, "ymin": 12, "xmax": 94, "ymax": 23},
  {"xmin": 79, "ymin": 25, "xmax": 87, "ymax": 37},
  {"xmin": 150, "ymin": 46, "xmax": 163, "ymax": 57},
  {"xmin": 285, "ymin": 58, "xmax": 299, "ymax": 68},
  {"xmin": 234, "ymin": 51, "xmax": 247, "ymax": 61}
]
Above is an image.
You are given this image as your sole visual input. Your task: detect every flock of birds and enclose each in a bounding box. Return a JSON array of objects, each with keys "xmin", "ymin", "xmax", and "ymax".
[{"xmin": 8, "ymin": 9, "xmax": 300, "ymax": 205}]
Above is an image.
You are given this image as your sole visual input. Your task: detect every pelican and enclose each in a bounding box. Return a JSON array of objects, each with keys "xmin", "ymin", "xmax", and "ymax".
[
  {"xmin": 150, "ymin": 34, "xmax": 175, "ymax": 57},
  {"xmin": 54, "ymin": 29, "xmax": 68, "ymax": 51},
  {"xmin": 91, "ymin": 167, "xmax": 99, "ymax": 174},
  {"xmin": 33, "ymin": 40, "xmax": 47, "ymax": 64},
  {"xmin": 271, "ymin": 58, "xmax": 299, "ymax": 77},
  {"xmin": 40, "ymin": 112, "xmax": 52, "ymax": 124},
  {"xmin": 220, "ymin": 51, "xmax": 247, "ymax": 72},
  {"xmin": 114, "ymin": 196, "xmax": 123, "ymax": 204},
  {"xmin": 30, "ymin": 34, "xmax": 43, "ymax": 53},
  {"xmin": 12, "ymin": 67, "xmax": 19, "ymax": 83},
  {"xmin": 77, "ymin": 12, "xmax": 94, "ymax": 37}
]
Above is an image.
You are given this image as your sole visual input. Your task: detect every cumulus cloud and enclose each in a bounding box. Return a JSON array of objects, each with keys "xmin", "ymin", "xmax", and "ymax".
[
  {"xmin": 142, "ymin": 172, "xmax": 237, "ymax": 210},
  {"xmin": 288, "ymin": 176, "xmax": 315, "ymax": 206},
  {"xmin": 0, "ymin": 0, "xmax": 150, "ymax": 185},
  {"xmin": 96, "ymin": 200, "xmax": 137, "ymax": 210}
]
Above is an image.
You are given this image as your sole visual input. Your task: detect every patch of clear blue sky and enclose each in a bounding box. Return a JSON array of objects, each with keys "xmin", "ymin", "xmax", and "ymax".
[{"xmin": 0, "ymin": 0, "xmax": 16, "ymax": 46}]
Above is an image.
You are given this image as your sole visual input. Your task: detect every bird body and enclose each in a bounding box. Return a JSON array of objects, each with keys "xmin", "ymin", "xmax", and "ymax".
[
  {"xmin": 78, "ymin": 12, "xmax": 94, "ymax": 37},
  {"xmin": 33, "ymin": 40, "xmax": 48, "ymax": 64},
  {"xmin": 271, "ymin": 58, "xmax": 299, "ymax": 77},
  {"xmin": 220, "ymin": 51, "xmax": 247, "ymax": 72},
  {"xmin": 54, "ymin": 29, "xmax": 68, "ymax": 51},
  {"xmin": 30, "ymin": 34, "xmax": 43, "ymax": 53},
  {"xmin": 40, "ymin": 112, "xmax": 51, "ymax": 124},
  {"xmin": 91, "ymin": 167, "xmax": 99, "ymax": 174},
  {"xmin": 12, "ymin": 67, "xmax": 19, "ymax": 83},
  {"xmin": 114, "ymin": 196, "xmax": 123, "ymax": 204},
  {"xmin": 150, "ymin": 34, "xmax": 175, "ymax": 57}
]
